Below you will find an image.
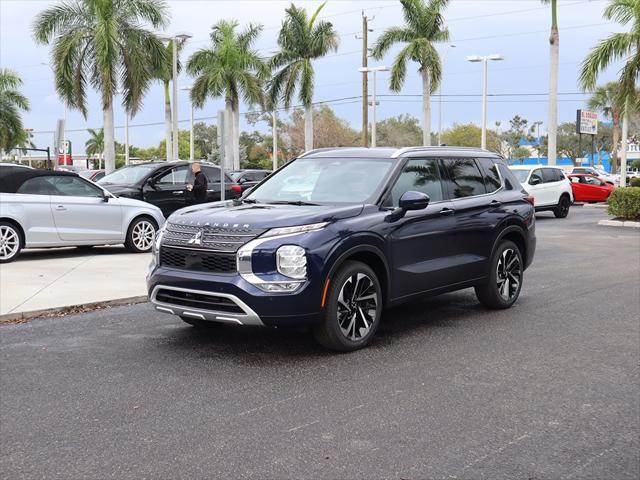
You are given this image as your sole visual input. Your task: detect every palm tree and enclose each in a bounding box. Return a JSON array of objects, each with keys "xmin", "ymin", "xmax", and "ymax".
[
  {"xmin": 580, "ymin": 0, "xmax": 640, "ymax": 186},
  {"xmin": 371, "ymin": 0, "xmax": 450, "ymax": 146},
  {"xmin": 542, "ymin": 0, "xmax": 559, "ymax": 165},
  {"xmin": 187, "ymin": 20, "xmax": 267, "ymax": 170},
  {"xmin": 0, "ymin": 69, "xmax": 30, "ymax": 154},
  {"xmin": 588, "ymin": 82, "xmax": 624, "ymax": 173},
  {"xmin": 85, "ymin": 128, "xmax": 104, "ymax": 169},
  {"xmin": 152, "ymin": 40, "xmax": 184, "ymax": 162},
  {"xmin": 33, "ymin": 0, "xmax": 169, "ymax": 173},
  {"xmin": 269, "ymin": 2, "xmax": 339, "ymax": 151}
]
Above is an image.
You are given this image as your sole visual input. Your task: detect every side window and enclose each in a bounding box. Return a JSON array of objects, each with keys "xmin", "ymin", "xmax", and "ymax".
[
  {"xmin": 497, "ymin": 164, "xmax": 518, "ymax": 190},
  {"xmin": 570, "ymin": 176, "xmax": 580, "ymax": 183},
  {"xmin": 47, "ymin": 176, "xmax": 103, "ymax": 197},
  {"xmin": 476, "ymin": 158, "xmax": 502, "ymax": 193},
  {"xmin": 529, "ymin": 169, "xmax": 543, "ymax": 185},
  {"xmin": 16, "ymin": 177, "xmax": 57, "ymax": 195},
  {"xmin": 441, "ymin": 158, "xmax": 487, "ymax": 199},
  {"xmin": 202, "ymin": 166, "xmax": 221, "ymax": 182},
  {"xmin": 385, "ymin": 158, "xmax": 443, "ymax": 207},
  {"xmin": 556, "ymin": 169, "xmax": 567, "ymax": 182},
  {"xmin": 155, "ymin": 166, "xmax": 188, "ymax": 185},
  {"xmin": 541, "ymin": 168, "xmax": 557, "ymax": 183}
]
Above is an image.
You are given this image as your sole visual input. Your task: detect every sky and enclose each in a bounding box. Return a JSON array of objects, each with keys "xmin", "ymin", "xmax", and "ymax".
[{"xmin": 0, "ymin": 0, "xmax": 626, "ymax": 155}]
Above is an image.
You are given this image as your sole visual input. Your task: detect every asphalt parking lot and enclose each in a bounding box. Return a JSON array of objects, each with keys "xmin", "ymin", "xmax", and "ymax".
[{"xmin": 1, "ymin": 207, "xmax": 638, "ymax": 479}]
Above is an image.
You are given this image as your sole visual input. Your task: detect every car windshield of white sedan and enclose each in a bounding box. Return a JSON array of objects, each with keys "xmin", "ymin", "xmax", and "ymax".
[
  {"xmin": 246, "ymin": 158, "xmax": 394, "ymax": 204},
  {"xmin": 511, "ymin": 170, "xmax": 530, "ymax": 183},
  {"xmin": 98, "ymin": 165, "xmax": 157, "ymax": 185}
]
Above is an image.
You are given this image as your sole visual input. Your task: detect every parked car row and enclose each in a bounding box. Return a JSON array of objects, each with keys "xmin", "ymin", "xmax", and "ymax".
[{"xmin": 509, "ymin": 165, "xmax": 573, "ymax": 218}]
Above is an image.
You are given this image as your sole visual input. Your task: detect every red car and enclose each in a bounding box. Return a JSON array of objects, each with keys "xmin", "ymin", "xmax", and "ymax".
[{"xmin": 567, "ymin": 174, "xmax": 615, "ymax": 202}]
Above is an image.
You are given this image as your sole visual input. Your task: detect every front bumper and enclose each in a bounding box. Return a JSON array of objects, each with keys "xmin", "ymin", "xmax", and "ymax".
[{"xmin": 147, "ymin": 266, "xmax": 323, "ymax": 327}]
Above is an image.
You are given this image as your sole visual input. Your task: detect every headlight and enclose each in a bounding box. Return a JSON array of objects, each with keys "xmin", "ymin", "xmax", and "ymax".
[
  {"xmin": 262, "ymin": 222, "xmax": 328, "ymax": 238},
  {"xmin": 152, "ymin": 224, "xmax": 166, "ymax": 259},
  {"xmin": 276, "ymin": 245, "xmax": 307, "ymax": 279}
]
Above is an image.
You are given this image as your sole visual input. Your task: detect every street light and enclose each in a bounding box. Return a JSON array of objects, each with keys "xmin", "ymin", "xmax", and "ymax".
[
  {"xmin": 161, "ymin": 32, "xmax": 192, "ymax": 161},
  {"xmin": 438, "ymin": 44, "xmax": 456, "ymax": 145},
  {"xmin": 181, "ymin": 85, "xmax": 194, "ymax": 161},
  {"xmin": 358, "ymin": 66, "xmax": 389, "ymax": 148},
  {"xmin": 466, "ymin": 53, "xmax": 504, "ymax": 149}
]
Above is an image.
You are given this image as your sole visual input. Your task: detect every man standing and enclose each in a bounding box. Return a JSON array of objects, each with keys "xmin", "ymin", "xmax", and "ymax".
[{"xmin": 186, "ymin": 162, "xmax": 208, "ymax": 205}]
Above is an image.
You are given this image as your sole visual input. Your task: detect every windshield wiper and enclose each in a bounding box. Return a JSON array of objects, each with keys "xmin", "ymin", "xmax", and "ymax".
[{"xmin": 268, "ymin": 200, "xmax": 321, "ymax": 206}]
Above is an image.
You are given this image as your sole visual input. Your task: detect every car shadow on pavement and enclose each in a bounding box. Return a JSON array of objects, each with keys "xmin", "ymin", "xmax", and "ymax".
[
  {"xmin": 13, "ymin": 245, "xmax": 137, "ymax": 262},
  {"xmin": 160, "ymin": 290, "xmax": 489, "ymax": 361}
]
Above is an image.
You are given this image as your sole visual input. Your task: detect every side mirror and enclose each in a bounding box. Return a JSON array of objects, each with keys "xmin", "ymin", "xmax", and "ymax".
[
  {"xmin": 399, "ymin": 191, "xmax": 430, "ymax": 211},
  {"xmin": 102, "ymin": 192, "xmax": 110, "ymax": 202},
  {"xmin": 238, "ymin": 178, "xmax": 247, "ymax": 184}
]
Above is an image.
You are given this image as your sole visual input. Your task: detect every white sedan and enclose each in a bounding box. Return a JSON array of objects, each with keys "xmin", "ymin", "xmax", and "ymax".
[{"xmin": 0, "ymin": 166, "xmax": 165, "ymax": 263}]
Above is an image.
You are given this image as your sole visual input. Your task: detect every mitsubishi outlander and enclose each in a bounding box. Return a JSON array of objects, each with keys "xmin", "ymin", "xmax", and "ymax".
[{"xmin": 148, "ymin": 147, "xmax": 536, "ymax": 351}]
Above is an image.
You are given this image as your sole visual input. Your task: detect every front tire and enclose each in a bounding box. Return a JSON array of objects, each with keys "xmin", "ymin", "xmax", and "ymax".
[
  {"xmin": 0, "ymin": 221, "xmax": 23, "ymax": 263},
  {"xmin": 475, "ymin": 240, "xmax": 524, "ymax": 309},
  {"xmin": 313, "ymin": 261, "xmax": 382, "ymax": 352},
  {"xmin": 125, "ymin": 217, "xmax": 157, "ymax": 253},
  {"xmin": 553, "ymin": 195, "xmax": 571, "ymax": 218}
]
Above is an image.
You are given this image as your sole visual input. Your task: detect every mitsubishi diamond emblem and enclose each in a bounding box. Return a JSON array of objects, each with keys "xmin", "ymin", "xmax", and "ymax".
[{"xmin": 188, "ymin": 230, "xmax": 203, "ymax": 245}]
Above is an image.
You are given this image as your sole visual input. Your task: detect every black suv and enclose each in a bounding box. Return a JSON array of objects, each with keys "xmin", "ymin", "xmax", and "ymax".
[
  {"xmin": 148, "ymin": 147, "xmax": 536, "ymax": 351},
  {"xmin": 98, "ymin": 161, "xmax": 241, "ymax": 217}
]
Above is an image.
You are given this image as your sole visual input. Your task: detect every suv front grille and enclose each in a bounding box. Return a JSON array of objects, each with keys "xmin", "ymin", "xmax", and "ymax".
[
  {"xmin": 155, "ymin": 288, "xmax": 244, "ymax": 314},
  {"xmin": 160, "ymin": 246, "xmax": 236, "ymax": 273},
  {"xmin": 162, "ymin": 222, "xmax": 266, "ymax": 253}
]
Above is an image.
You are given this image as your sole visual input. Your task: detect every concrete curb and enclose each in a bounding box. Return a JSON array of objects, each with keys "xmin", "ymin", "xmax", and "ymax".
[
  {"xmin": 582, "ymin": 203, "xmax": 608, "ymax": 209},
  {"xmin": 0, "ymin": 295, "xmax": 148, "ymax": 324},
  {"xmin": 598, "ymin": 219, "xmax": 640, "ymax": 229}
]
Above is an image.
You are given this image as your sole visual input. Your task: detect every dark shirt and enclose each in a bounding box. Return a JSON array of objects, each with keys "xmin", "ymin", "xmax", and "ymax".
[{"xmin": 191, "ymin": 170, "xmax": 208, "ymax": 204}]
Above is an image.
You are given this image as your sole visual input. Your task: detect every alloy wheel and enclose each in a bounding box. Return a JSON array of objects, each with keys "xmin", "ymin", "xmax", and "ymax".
[
  {"xmin": 0, "ymin": 225, "xmax": 20, "ymax": 260},
  {"xmin": 132, "ymin": 220, "xmax": 155, "ymax": 251},
  {"xmin": 337, "ymin": 273, "xmax": 379, "ymax": 341},
  {"xmin": 496, "ymin": 248, "xmax": 522, "ymax": 301},
  {"xmin": 559, "ymin": 198, "xmax": 570, "ymax": 216}
]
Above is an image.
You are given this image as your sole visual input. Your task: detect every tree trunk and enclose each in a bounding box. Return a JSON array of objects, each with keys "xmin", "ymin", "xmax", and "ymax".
[
  {"xmin": 233, "ymin": 101, "xmax": 240, "ymax": 170},
  {"xmin": 547, "ymin": 21, "xmax": 559, "ymax": 165},
  {"xmin": 421, "ymin": 69, "xmax": 431, "ymax": 146},
  {"xmin": 224, "ymin": 98, "xmax": 233, "ymax": 171},
  {"xmin": 304, "ymin": 105, "xmax": 313, "ymax": 151},
  {"xmin": 103, "ymin": 100, "xmax": 116, "ymax": 174},
  {"xmin": 164, "ymin": 80, "xmax": 172, "ymax": 161},
  {"xmin": 611, "ymin": 109, "xmax": 620, "ymax": 174}
]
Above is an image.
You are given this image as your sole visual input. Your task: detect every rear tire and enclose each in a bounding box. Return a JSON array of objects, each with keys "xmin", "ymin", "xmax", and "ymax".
[
  {"xmin": 0, "ymin": 221, "xmax": 23, "ymax": 263},
  {"xmin": 475, "ymin": 240, "xmax": 524, "ymax": 310},
  {"xmin": 553, "ymin": 195, "xmax": 571, "ymax": 218},
  {"xmin": 313, "ymin": 261, "xmax": 382, "ymax": 352},
  {"xmin": 125, "ymin": 217, "xmax": 157, "ymax": 253}
]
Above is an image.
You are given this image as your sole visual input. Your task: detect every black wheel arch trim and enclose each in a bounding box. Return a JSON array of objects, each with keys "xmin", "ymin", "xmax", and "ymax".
[{"xmin": 489, "ymin": 223, "xmax": 528, "ymax": 269}]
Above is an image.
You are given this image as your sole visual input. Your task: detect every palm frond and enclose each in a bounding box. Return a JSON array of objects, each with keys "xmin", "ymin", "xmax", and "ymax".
[
  {"xmin": 579, "ymin": 32, "xmax": 633, "ymax": 91},
  {"xmin": 371, "ymin": 27, "xmax": 415, "ymax": 60}
]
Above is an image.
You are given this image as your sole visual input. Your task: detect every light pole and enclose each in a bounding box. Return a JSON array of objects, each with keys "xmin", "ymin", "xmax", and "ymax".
[
  {"xmin": 181, "ymin": 86, "xmax": 194, "ymax": 161},
  {"xmin": 41, "ymin": 61, "xmax": 67, "ymax": 166},
  {"xmin": 124, "ymin": 110, "xmax": 130, "ymax": 165},
  {"xmin": 161, "ymin": 32, "xmax": 192, "ymax": 161},
  {"xmin": 358, "ymin": 66, "xmax": 389, "ymax": 148},
  {"xmin": 438, "ymin": 44, "xmax": 456, "ymax": 145},
  {"xmin": 466, "ymin": 54, "xmax": 504, "ymax": 149}
]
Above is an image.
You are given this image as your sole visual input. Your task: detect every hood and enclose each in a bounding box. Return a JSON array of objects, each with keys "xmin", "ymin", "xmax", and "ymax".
[
  {"xmin": 167, "ymin": 201, "xmax": 363, "ymax": 229},
  {"xmin": 112, "ymin": 195, "xmax": 162, "ymax": 213}
]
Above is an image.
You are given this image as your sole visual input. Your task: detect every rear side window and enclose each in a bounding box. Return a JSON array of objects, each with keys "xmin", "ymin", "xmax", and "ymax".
[
  {"xmin": 476, "ymin": 158, "xmax": 502, "ymax": 192},
  {"xmin": 16, "ymin": 176, "xmax": 58, "ymax": 195},
  {"xmin": 385, "ymin": 158, "xmax": 443, "ymax": 206},
  {"xmin": 441, "ymin": 158, "xmax": 486, "ymax": 198},
  {"xmin": 202, "ymin": 166, "xmax": 221, "ymax": 182},
  {"xmin": 497, "ymin": 164, "xmax": 519, "ymax": 190},
  {"xmin": 542, "ymin": 168, "xmax": 560, "ymax": 183}
]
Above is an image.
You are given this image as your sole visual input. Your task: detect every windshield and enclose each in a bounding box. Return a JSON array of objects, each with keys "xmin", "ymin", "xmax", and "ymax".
[
  {"xmin": 511, "ymin": 169, "xmax": 530, "ymax": 183},
  {"xmin": 246, "ymin": 157, "xmax": 394, "ymax": 204},
  {"xmin": 98, "ymin": 165, "xmax": 156, "ymax": 185}
]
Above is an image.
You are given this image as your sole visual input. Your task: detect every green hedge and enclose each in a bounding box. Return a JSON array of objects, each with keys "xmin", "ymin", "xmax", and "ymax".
[
  {"xmin": 630, "ymin": 177, "xmax": 640, "ymax": 188},
  {"xmin": 607, "ymin": 187, "xmax": 640, "ymax": 219}
]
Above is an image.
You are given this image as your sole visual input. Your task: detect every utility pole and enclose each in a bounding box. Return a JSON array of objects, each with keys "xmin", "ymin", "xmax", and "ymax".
[{"xmin": 361, "ymin": 13, "xmax": 369, "ymax": 148}]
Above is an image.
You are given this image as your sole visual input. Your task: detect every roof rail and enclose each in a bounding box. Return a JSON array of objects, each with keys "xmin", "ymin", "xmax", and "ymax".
[
  {"xmin": 391, "ymin": 145, "xmax": 494, "ymax": 158},
  {"xmin": 298, "ymin": 147, "xmax": 341, "ymax": 158}
]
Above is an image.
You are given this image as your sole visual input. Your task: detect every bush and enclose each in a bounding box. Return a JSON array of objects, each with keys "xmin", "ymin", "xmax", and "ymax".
[
  {"xmin": 607, "ymin": 187, "xmax": 640, "ymax": 219},
  {"xmin": 630, "ymin": 177, "xmax": 640, "ymax": 187}
]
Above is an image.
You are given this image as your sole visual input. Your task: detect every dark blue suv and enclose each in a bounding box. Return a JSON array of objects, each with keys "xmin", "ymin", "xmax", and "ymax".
[{"xmin": 147, "ymin": 147, "xmax": 536, "ymax": 351}]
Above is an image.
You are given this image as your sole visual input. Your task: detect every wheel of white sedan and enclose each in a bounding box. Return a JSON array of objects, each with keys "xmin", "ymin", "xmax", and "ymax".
[
  {"xmin": 125, "ymin": 217, "xmax": 157, "ymax": 253},
  {"xmin": 0, "ymin": 221, "xmax": 23, "ymax": 263}
]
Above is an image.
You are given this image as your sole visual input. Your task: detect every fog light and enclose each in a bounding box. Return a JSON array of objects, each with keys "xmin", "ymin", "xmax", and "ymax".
[
  {"xmin": 277, "ymin": 245, "xmax": 307, "ymax": 279},
  {"xmin": 257, "ymin": 282, "xmax": 303, "ymax": 293}
]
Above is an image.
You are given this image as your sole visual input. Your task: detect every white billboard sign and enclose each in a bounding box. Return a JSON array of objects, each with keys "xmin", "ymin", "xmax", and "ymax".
[{"xmin": 576, "ymin": 109, "xmax": 598, "ymax": 135}]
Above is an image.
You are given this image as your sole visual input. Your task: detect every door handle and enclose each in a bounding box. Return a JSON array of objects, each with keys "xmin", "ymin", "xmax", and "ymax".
[
  {"xmin": 55, "ymin": 205, "xmax": 67, "ymax": 211},
  {"xmin": 439, "ymin": 208, "xmax": 455, "ymax": 216},
  {"xmin": 172, "ymin": 191, "xmax": 184, "ymax": 195},
  {"xmin": 489, "ymin": 200, "xmax": 502, "ymax": 207}
]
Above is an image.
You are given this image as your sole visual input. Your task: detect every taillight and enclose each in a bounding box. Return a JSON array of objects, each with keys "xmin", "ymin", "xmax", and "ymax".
[
  {"xmin": 231, "ymin": 184, "xmax": 242, "ymax": 195},
  {"xmin": 525, "ymin": 195, "xmax": 535, "ymax": 206}
]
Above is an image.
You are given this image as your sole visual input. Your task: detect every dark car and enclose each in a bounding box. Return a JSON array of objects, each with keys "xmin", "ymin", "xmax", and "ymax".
[
  {"xmin": 98, "ymin": 161, "xmax": 241, "ymax": 217},
  {"xmin": 148, "ymin": 147, "xmax": 536, "ymax": 351},
  {"xmin": 230, "ymin": 169, "xmax": 272, "ymax": 193},
  {"xmin": 78, "ymin": 169, "xmax": 105, "ymax": 182}
]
